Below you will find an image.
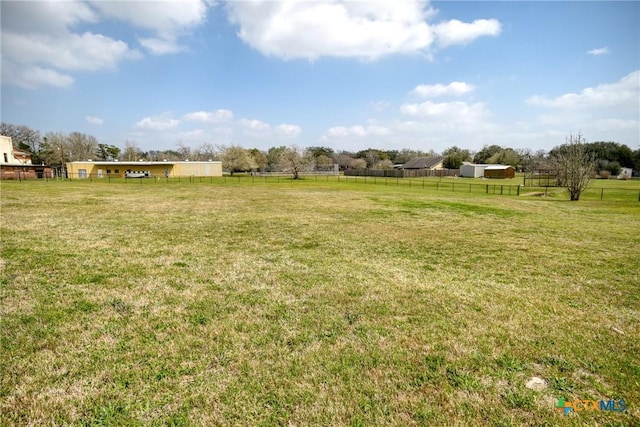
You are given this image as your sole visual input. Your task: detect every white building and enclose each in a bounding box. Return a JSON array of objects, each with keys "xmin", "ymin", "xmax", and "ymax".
[{"xmin": 460, "ymin": 163, "xmax": 490, "ymax": 178}]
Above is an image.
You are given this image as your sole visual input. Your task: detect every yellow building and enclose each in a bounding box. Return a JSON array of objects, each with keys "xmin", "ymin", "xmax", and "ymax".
[{"xmin": 66, "ymin": 160, "xmax": 222, "ymax": 179}]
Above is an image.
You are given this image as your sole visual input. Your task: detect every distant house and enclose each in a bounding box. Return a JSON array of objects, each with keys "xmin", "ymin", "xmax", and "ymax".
[
  {"xmin": 402, "ymin": 156, "xmax": 445, "ymax": 170},
  {"xmin": 1, "ymin": 135, "xmax": 53, "ymax": 179},
  {"xmin": 484, "ymin": 165, "xmax": 515, "ymax": 179},
  {"xmin": 66, "ymin": 160, "xmax": 223, "ymax": 179},
  {"xmin": 460, "ymin": 163, "xmax": 490, "ymax": 178}
]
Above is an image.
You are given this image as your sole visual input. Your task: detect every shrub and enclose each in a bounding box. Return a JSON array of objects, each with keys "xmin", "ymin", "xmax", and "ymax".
[{"xmin": 599, "ymin": 170, "xmax": 611, "ymax": 179}]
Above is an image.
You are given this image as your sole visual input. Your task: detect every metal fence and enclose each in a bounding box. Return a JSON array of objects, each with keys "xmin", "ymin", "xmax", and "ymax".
[
  {"xmin": 6, "ymin": 172, "xmax": 639, "ymax": 201},
  {"xmin": 344, "ymin": 168, "xmax": 459, "ymax": 178}
]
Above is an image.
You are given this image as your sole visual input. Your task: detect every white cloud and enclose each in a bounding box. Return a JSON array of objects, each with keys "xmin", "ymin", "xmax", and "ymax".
[
  {"xmin": 400, "ymin": 100, "xmax": 489, "ymax": 123},
  {"xmin": 411, "ymin": 81, "xmax": 474, "ymax": 97},
  {"xmin": 93, "ymin": 0, "xmax": 211, "ymax": 55},
  {"xmin": 86, "ymin": 116, "xmax": 104, "ymax": 125},
  {"xmin": 0, "ymin": 0, "xmax": 212, "ymax": 89},
  {"xmin": 275, "ymin": 124, "xmax": 302, "ymax": 138},
  {"xmin": 326, "ymin": 125, "xmax": 390, "ymax": 138},
  {"xmin": 587, "ymin": 47, "xmax": 610, "ymax": 56},
  {"xmin": 2, "ymin": 63, "xmax": 74, "ymax": 90},
  {"xmin": 1, "ymin": 1, "xmax": 138, "ymax": 89},
  {"xmin": 135, "ymin": 113, "xmax": 181, "ymax": 131},
  {"xmin": 526, "ymin": 70, "xmax": 639, "ymax": 111},
  {"xmin": 226, "ymin": 1, "xmax": 500, "ymax": 60},
  {"xmin": 184, "ymin": 109, "xmax": 234, "ymax": 123},
  {"xmin": 525, "ymin": 70, "xmax": 639, "ymax": 147},
  {"xmin": 138, "ymin": 37, "xmax": 184, "ymax": 55},
  {"xmin": 433, "ymin": 19, "xmax": 501, "ymax": 47},
  {"xmin": 2, "ymin": 31, "xmax": 136, "ymax": 72},
  {"xmin": 0, "ymin": 1, "xmax": 99, "ymax": 34},
  {"xmin": 239, "ymin": 118, "xmax": 271, "ymax": 132},
  {"xmin": 238, "ymin": 118, "xmax": 302, "ymax": 139}
]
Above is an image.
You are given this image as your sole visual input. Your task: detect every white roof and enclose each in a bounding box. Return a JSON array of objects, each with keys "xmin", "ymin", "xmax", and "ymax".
[{"xmin": 484, "ymin": 164, "xmax": 513, "ymax": 170}]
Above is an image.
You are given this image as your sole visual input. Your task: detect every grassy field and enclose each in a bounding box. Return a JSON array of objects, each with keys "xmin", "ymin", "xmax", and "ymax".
[{"xmin": 1, "ymin": 178, "xmax": 639, "ymax": 425}]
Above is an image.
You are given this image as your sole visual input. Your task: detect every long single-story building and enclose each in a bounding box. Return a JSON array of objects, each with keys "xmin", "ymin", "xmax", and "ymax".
[{"xmin": 66, "ymin": 160, "xmax": 223, "ymax": 179}]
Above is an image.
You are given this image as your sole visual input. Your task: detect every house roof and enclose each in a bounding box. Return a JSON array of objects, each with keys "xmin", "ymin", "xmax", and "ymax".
[{"xmin": 402, "ymin": 156, "xmax": 445, "ymax": 169}]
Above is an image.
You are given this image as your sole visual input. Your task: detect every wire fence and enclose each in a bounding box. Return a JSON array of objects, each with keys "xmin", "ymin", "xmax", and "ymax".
[{"xmin": 6, "ymin": 172, "xmax": 640, "ymax": 201}]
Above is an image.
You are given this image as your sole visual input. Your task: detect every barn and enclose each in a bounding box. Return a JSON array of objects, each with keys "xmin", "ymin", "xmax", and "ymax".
[
  {"xmin": 66, "ymin": 160, "xmax": 223, "ymax": 179},
  {"xmin": 483, "ymin": 165, "xmax": 515, "ymax": 179}
]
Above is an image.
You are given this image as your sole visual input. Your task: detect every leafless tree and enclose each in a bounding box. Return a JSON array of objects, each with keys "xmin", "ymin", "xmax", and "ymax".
[
  {"xmin": 550, "ymin": 133, "xmax": 595, "ymax": 201},
  {"xmin": 67, "ymin": 132, "xmax": 98, "ymax": 161},
  {"xmin": 351, "ymin": 158, "xmax": 367, "ymax": 170},
  {"xmin": 278, "ymin": 145, "xmax": 312, "ymax": 179},
  {"xmin": 196, "ymin": 142, "xmax": 218, "ymax": 161},
  {"xmin": 176, "ymin": 141, "xmax": 193, "ymax": 160},
  {"xmin": 121, "ymin": 140, "xmax": 142, "ymax": 161}
]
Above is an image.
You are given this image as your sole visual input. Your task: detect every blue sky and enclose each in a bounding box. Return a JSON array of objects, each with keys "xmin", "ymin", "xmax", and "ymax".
[{"xmin": 1, "ymin": 0, "xmax": 638, "ymax": 154}]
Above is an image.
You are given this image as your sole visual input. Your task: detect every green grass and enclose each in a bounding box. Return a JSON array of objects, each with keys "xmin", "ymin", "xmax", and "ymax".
[{"xmin": 1, "ymin": 178, "xmax": 639, "ymax": 425}]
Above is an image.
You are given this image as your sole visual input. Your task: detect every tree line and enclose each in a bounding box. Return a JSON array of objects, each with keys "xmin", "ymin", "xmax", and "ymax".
[{"xmin": 2, "ymin": 122, "xmax": 638, "ymax": 177}]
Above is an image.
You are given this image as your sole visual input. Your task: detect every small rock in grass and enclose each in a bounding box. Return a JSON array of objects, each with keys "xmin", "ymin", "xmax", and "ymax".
[{"xmin": 525, "ymin": 376, "xmax": 547, "ymax": 391}]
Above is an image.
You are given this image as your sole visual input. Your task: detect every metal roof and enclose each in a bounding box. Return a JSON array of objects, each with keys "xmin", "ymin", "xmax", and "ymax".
[{"xmin": 484, "ymin": 165, "xmax": 514, "ymax": 170}]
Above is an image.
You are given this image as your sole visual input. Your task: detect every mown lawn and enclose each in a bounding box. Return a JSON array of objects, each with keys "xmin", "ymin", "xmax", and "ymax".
[{"xmin": 1, "ymin": 178, "xmax": 638, "ymax": 425}]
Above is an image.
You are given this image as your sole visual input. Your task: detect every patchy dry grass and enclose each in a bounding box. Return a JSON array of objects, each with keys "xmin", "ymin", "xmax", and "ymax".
[{"xmin": 1, "ymin": 178, "xmax": 639, "ymax": 425}]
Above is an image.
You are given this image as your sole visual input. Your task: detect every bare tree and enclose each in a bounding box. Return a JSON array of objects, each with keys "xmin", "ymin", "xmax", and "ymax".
[
  {"xmin": 121, "ymin": 140, "xmax": 142, "ymax": 161},
  {"xmin": 0, "ymin": 123, "xmax": 41, "ymax": 154},
  {"xmin": 550, "ymin": 133, "xmax": 595, "ymax": 201},
  {"xmin": 196, "ymin": 142, "xmax": 218, "ymax": 161},
  {"xmin": 351, "ymin": 158, "xmax": 367, "ymax": 170},
  {"xmin": 278, "ymin": 145, "xmax": 312, "ymax": 179},
  {"xmin": 67, "ymin": 132, "xmax": 98, "ymax": 161},
  {"xmin": 176, "ymin": 141, "xmax": 193, "ymax": 160},
  {"xmin": 40, "ymin": 132, "xmax": 67, "ymax": 166}
]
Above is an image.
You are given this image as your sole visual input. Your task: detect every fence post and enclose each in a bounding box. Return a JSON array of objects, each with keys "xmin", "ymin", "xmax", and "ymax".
[
  {"xmin": 600, "ymin": 188, "xmax": 604, "ymax": 200},
  {"xmin": 517, "ymin": 185, "xmax": 520, "ymax": 196},
  {"xmin": 452, "ymin": 183, "xmax": 455, "ymax": 192},
  {"xmin": 500, "ymin": 185, "xmax": 503, "ymax": 195},
  {"xmin": 486, "ymin": 184, "xmax": 489, "ymax": 194}
]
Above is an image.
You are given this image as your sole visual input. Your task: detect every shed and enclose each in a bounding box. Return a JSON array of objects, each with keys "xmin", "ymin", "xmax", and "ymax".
[
  {"xmin": 460, "ymin": 164, "xmax": 489, "ymax": 178},
  {"xmin": 484, "ymin": 165, "xmax": 515, "ymax": 179}
]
